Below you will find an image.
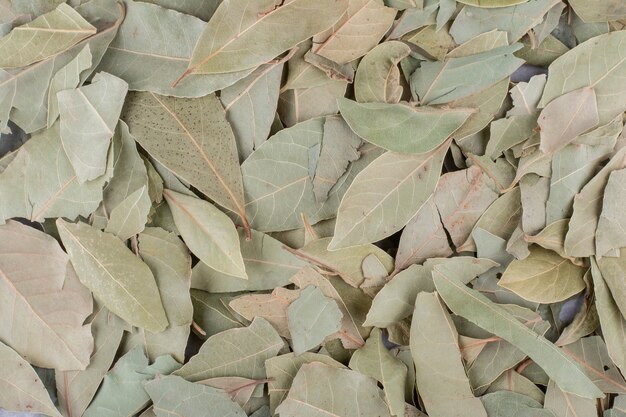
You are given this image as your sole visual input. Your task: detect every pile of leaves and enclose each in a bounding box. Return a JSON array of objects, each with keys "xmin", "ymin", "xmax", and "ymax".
[{"xmin": 1, "ymin": 0, "xmax": 626, "ymax": 416}]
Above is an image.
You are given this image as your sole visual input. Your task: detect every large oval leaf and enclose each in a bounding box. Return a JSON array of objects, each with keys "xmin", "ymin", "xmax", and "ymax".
[
  {"xmin": 175, "ymin": 0, "xmax": 348, "ymax": 82},
  {"xmin": 338, "ymin": 98, "xmax": 472, "ymax": 154},
  {"xmin": 57, "ymin": 219, "xmax": 168, "ymax": 333},
  {"xmin": 329, "ymin": 140, "xmax": 449, "ymax": 249}
]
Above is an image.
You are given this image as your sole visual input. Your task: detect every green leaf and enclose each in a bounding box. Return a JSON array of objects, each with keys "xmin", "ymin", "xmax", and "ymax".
[
  {"xmin": 395, "ymin": 197, "xmax": 453, "ymax": 271},
  {"xmin": 498, "ymin": 246, "xmax": 587, "ymax": 304},
  {"xmin": 485, "ymin": 114, "xmax": 538, "ymax": 160},
  {"xmin": 591, "ymin": 257, "xmax": 626, "ymax": 375},
  {"xmin": 57, "ymin": 218, "xmax": 169, "ymax": 333},
  {"xmin": 450, "ymin": 0, "xmax": 560, "ymax": 44},
  {"xmin": 99, "ymin": 0, "xmax": 252, "ymax": 98},
  {"xmin": 221, "ymin": 59, "xmax": 285, "ymax": 161},
  {"xmin": 163, "ymin": 189, "xmax": 246, "ymax": 279},
  {"xmin": 545, "ymin": 379, "xmax": 596, "ymax": 417},
  {"xmin": 58, "ymin": 72, "xmax": 128, "ymax": 182},
  {"xmin": 480, "ymin": 391, "xmax": 555, "ymax": 417},
  {"xmin": 275, "ymin": 362, "xmax": 392, "ymax": 417},
  {"xmin": 191, "ymin": 228, "xmax": 308, "ymax": 293},
  {"xmin": 338, "ymin": 98, "xmax": 473, "ymax": 154},
  {"xmin": 410, "ymin": 44, "xmax": 524, "ymax": 105},
  {"xmin": 265, "ymin": 352, "xmax": 345, "ymax": 414},
  {"xmin": 0, "ymin": 341, "xmax": 62, "ymax": 417},
  {"xmin": 122, "ymin": 92, "xmax": 249, "ymax": 228},
  {"xmin": 138, "ymin": 227, "xmax": 192, "ymax": 363},
  {"xmin": 138, "ymin": 0, "xmax": 221, "ymax": 21},
  {"xmin": 105, "ymin": 185, "xmax": 151, "ymax": 240},
  {"xmin": 354, "ymin": 41, "xmax": 411, "ymax": 104},
  {"xmin": 538, "ymin": 87, "xmax": 599, "ymax": 154},
  {"xmin": 0, "ymin": 124, "xmax": 113, "ymax": 223},
  {"xmin": 55, "ymin": 303, "xmax": 125, "ymax": 417},
  {"xmin": 565, "ymin": 147, "xmax": 626, "ymax": 257},
  {"xmin": 311, "ymin": 0, "xmax": 397, "ymax": 65},
  {"xmin": 411, "ymin": 291, "xmax": 488, "ymax": 417},
  {"xmin": 349, "ymin": 328, "xmax": 407, "ymax": 417},
  {"xmin": 0, "ymin": 220, "xmax": 92, "ymax": 370},
  {"xmin": 0, "ymin": 3, "xmax": 96, "ymax": 68},
  {"xmin": 178, "ymin": 0, "xmax": 349, "ymax": 78},
  {"xmin": 570, "ymin": 0, "xmax": 626, "ymax": 22},
  {"xmin": 457, "ymin": 0, "xmax": 530, "ymax": 6},
  {"xmin": 175, "ymin": 317, "xmax": 283, "ymax": 382},
  {"xmin": 540, "ymin": 31, "xmax": 626, "ymax": 125},
  {"xmin": 297, "ymin": 237, "xmax": 394, "ymax": 287},
  {"xmin": 47, "ymin": 44, "xmax": 92, "ymax": 127},
  {"xmin": 330, "ymin": 141, "xmax": 449, "ymax": 249},
  {"xmin": 290, "ymin": 267, "xmax": 369, "ymax": 349},
  {"xmin": 287, "ymin": 285, "xmax": 343, "ymax": 354},
  {"xmin": 191, "ymin": 289, "xmax": 244, "ymax": 338},
  {"xmin": 432, "ymin": 264, "xmax": 603, "ymax": 399},
  {"xmin": 145, "ymin": 375, "xmax": 246, "ymax": 417},
  {"xmin": 84, "ymin": 348, "xmax": 181, "ymax": 417},
  {"xmin": 596, "ymin": 169, "xmax": 626, "ymax": 257}
]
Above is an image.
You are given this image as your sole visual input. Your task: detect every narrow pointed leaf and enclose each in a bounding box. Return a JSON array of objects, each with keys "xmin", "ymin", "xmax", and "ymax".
[
  {"xmin": 164, "ymin": 189, "xmax": 246, "ymax": 279},
  {"xmin": 338, "ymin": 98, "xmax": 472, "ymax": 154},
  {"xmin": 354, "ymin": 41, "xmax": 411, "ymax": 104},
  {"xmin": 181, "ymin": 0, "xmax": 349, "ymax": 77},
  {"xmin": 0, "ymin": 3, "xmax": 96, "ymax": 68},
  {"xmin": 432, "ymin": 264, "xmax": 603, "ymax": 399},
  {"xmin": 330, "ymin": 141, "xmax": 449, "ymax": 249},
  {"xmin": 56, "ymin": 219, "xmax": 168, "ymax": 333}
]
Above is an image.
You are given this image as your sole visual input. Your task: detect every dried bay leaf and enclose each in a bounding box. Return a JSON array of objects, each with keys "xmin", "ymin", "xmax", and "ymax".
[
  {"xmin": 0, "ymin": 123, "xmax": 113, "ymax": 223},
  {"xmin": 58, "ymin": 72, "xmax": 128, "ymax": 182},
  {"xmin": 122, "ymin": 92, "xmax": 249, "ymax": 230},
  {"xmin": 138, "ymin": 227, "xmax": 192, "ymax": 363},
  {"xmin": 338, "ymin": 98, "xmax": 473, "ymax": 154},
  {"xmin": 47, "ymin": 44, "xmax": 92, "ymax": 127},
  {"xmin": 57, "ymin": 219, "xmax": 168, "ymax": 333},
  {"xmin": 177, "ymin": 0, "xmax": 349, "ymax": 80},
  {"xmin": 545, "ymin": 379, "xmax": 597, "ymax": 417},
  {"xmin": 349, "ymin": 328, "xmax": 407, "ymax": 417},
  {"xmin": 538, "ymin": 87, "xmax": 599, "ymax": 154},
  {"xmin": 450, "ymin": 0, "xmax": 560, "ymax": 44},
  {"xmin": 596, "ymin": 169, "xmax": 626, "ymax": 257},
  {"xmin": 485, "ymin": 114, "xmax": 538, "ymax": 160},
  {"xmin": 0, "ymin": 341, "xmax": 62, "ymax": 417},
  {"xmin": 411, "ymin": 291, "xmax": 488, "ymax": 417},
  {"xmin": 433, "ymin": 165, "xmax": 500, "ymax": 248},
  {"xmin": 565, "ymin": 147, "xmax": 626, "ymax": 258},
  {"xmin": 498, "ymin": 246, "xmax": 586, "ymax": 304},
  {"xmin": 395, "ymin": 197, "xmax": 453, "ymax": 271},
  {"xmin": 354, "ymin": 41, "xmax": 411, "ymax": 104},
  {"xmin": 98, "ymin": 0, "xmax": 252, "ymax": 98},
  {"xmin": 312, "ymin": 115, "xmax": 362, "ymax": 203},
  {"xmin": 590, "ymin": 258, "xmax": 626, "ymax": 375},
  {"xmin": 410, "ymin": 44, "xmax": 524, "ymax": 105},
  {"xmin": 0, "ymin": 3, "xmax": 96, "ymax": 69},
  {"xmin": 480, "ymin": 391, "xmax": 554, "ymax": 417},
  {"xmin": 540, "ymin": 31, "xmax": 626, "ymax": 125},
  {"xmin": 174, "ymin": 318, "xmax": 283, "ymax": 382},
  {"xmin": 432, "ymin": 264, "xmax": 603, "ymax": 399},
  {"xmin": 265, "ymin": 352, "xmax": 345, "ymax": 414},
  {"xmin": 138, "ymin": 0, "xmax": 221, "ymax": 21},
  {"xmin": 290, "ymin": 267, "xmax": 369, "ymax": 349},
  {"xmin": 55, "ymin": 303, "xmax": 125, "ymax": 417},
  {"xmin": 457, "ymin": 0, "xmax": 530, "ymax": 6},
  {"xmin": 221, "ymin": 59, "xmax": 285, "ymax": 161},
  {"xmin": 330, "ymin": 141, "xmax": 449, "ymax": 249},
  {"xmin": 192, "ymin": 228, "xmax": 308, "ymax": 293},
  {"xmin": 287, "ymin": 285, "xmax": 343, "ymax": 354},
  {"xmin": 569, "ymin": 0, "xmax": 626, "ymax": 23},
  {"xmin": 191, "ymin": 290, "xmax": 244, "ymax": 338},
  {"xmin": 105, "ymin": 185, "xmax": 151, "ymax": 240},
  {"xmin": 83, "ymin": 348, "xmax": 180, "ymax": 417},
  {"xmin": 312, "ymin": 0, "xmax": 397, "ymax": 65},
  {"xmin": 275, "ymin": 362, "xmax": 391, "ymax": 417},
  {"xmin": 163, "ymin": 189, "xmax": 246, "ymax": 279},
  {"xmin": 229, "ymin": 288, "xmax": 301, "ymax": 338},
  {"xmin": 145, "ymin": 375, "xmax": 246, "ymax": 417},
  {"xmin": 199, "ymin": 376, "xmax": 266, "ymax": 408},
  {"xmin": 0, "ymin": 220, "xmax": 92, "ymax": 371},
  {"xmin": 0, "ymin": 0, "xmax": 123, "ymax": 134},
  {"xmin": 278, "ymin": 79, "xmax": 347, "ymax": 127}
]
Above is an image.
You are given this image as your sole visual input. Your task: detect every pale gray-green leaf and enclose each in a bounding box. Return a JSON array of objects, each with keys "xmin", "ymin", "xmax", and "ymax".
[
  {"xmin": 354, "ymin": 41, "xmax": 411, "ymax": 104},
  {"xmin": 57, "ymin": 218, "xmax": 168, "ymax": 333}
]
